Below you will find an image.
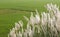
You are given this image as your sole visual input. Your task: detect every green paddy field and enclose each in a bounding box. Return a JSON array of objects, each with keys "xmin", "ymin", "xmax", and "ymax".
[{"xmin": 0, "ymin": 0, "xmax": 60, "ymax": 37}]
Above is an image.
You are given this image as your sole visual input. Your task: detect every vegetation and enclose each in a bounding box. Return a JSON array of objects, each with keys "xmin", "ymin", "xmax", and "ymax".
[
  {"xmin": 8, "ymin": 3, "xmax": 60, "ymax": 37},
  {"xmin": 0, "ymin": 0, "xmax": 60, "ymax": 37}
]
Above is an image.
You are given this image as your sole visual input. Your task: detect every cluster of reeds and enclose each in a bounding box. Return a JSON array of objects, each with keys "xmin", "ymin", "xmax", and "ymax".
[{"xmin": 8, "ymin": 3, "xmax": 60, "ymax": 37}]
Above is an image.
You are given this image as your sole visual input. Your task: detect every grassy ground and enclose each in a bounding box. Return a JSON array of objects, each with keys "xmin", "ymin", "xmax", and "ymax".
[{"xmin": 0, "ymin": 0, "xmax": 60, "ymax": 37}]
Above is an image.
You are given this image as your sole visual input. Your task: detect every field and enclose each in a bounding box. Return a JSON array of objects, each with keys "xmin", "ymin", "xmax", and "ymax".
[{"xmin": 0, "ymin": 0, "xmax": 60, "ymax": 37}]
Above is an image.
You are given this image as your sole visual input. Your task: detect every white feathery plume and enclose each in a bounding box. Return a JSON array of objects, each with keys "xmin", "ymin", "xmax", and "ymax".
[
  {"xmin": 50, "ymin": 18, "xmax": 58, "ymax": 37},
  {"xmin": 30, "ymin": 12, "xmax": 35, "ymax": 25},
  {"xmin": 53, "ymin": 4, "xmax": 59, "ymax": 11},
  {"xmin": 27, "ymin": 22, "xmax": 30, "ymax": 30},
  {"xmin": 47, "ymin": 13, "xmax": 51, "ymax": 25},
  {"xmin": 18, "ymin": 21, "xmax": 24, "ymax": 33},
  {"xmin": 46, "ymin": 3, "xmax": 52, "ymax": 11},
  {"xmin": 28, "ymin": 27, "xmax": 33, "ymax": 37},
  {"xmin": 26, "ymin": 22, "xmax": 33, "ymax": 37},
  {"xmin": 50, "ymin": 19, "xmax": 55, "ymax": 31},
  {"xmin": 55, "ymin": 11, "xmax": 60, "ymax": 31},
  {"xmin": 18, "ymin": 31, "xmax": 22, "ymax": 37},
  {"xmin": 35, "ymin": 9, "xmax": 40, "ymax": 24},
  {"xmin": 41, "ymin": 12, "xmax": 44, "ymax": 25},
  {"xmin": 35, "ymin": 25, "xmax": 40, "ymax": 33},
  {"xmin": 23, "ymin": 30, "xmax": 28, "ymax": 37},
  {"xmin": 41, "ymin": 12, "xmax": 47, "ymax": 25},
  {"xmin": 15, "ymin": 22, "xmax": 20, "ymax": 30},
  {"xmin": 18, "ymin": 20, "xmax": 23, "ymax": 27},
  {"xmin": 9, "ymin": 28, "xmax": 16, "ymax": 37}
]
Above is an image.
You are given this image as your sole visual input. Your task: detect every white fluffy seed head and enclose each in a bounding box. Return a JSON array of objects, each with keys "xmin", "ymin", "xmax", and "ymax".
[
  {"xmin": 30, "ymin": 12, "xmax": 35, "ymax": 25},
  {"xmin": 18, "ymin": 31, "xmax": 22, "ymax": 37},
  {"xmin": 9, "ymin": 28, "xmax": 16, "ymax": 37},
  {"xmin": 41, "ymin": 12, "xmax": 48, "ymax": 25},
  {"xmin": 35, "ymin": 10, "xmax": 40, "ymax": 24},
  {"xmin": 18, "ymin": 20, "xmax": 23, "ymax": 27},
  {"xmin": 15, "ymin": 22, "xmax": 20, "ymax": 30}
]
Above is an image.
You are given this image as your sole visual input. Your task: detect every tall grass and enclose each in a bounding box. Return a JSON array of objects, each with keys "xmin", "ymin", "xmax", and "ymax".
[{"xmin": 8, "ymin": 3, "xmax": 60, "ymax": 37}]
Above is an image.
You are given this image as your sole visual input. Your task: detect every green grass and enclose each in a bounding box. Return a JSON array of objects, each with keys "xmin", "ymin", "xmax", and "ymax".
[
  {"xmin": 0, "ymin": 0, "xmax": 60, "ymax": 37},
  {"xmin": 0, "ymin": 0, "xmax": 60, "ymax": 12},
  {"xmin": 0, "ymin": 10, "xmax": 31, "ymax": 37}
]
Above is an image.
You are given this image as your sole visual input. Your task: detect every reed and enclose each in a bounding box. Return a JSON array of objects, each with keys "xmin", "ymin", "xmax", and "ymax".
[{"xmin": 8, "ymin": 3, "xmax": 60, "ymax": 37}]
